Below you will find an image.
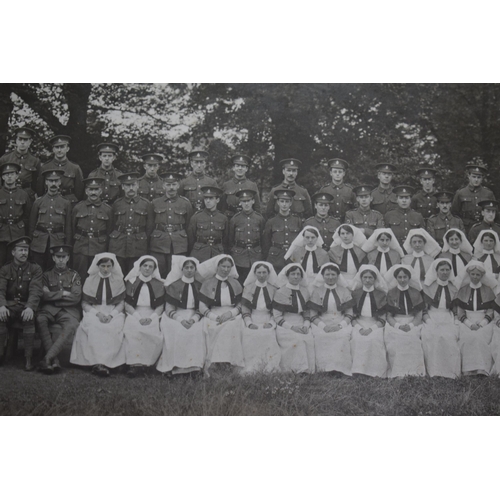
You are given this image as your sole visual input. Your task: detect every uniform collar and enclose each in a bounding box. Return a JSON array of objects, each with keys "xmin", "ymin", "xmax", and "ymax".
[
  {"xmin": 53, "ymin": 158, "xmax": 68, "ymax": 167},
  {"xmin": 124, "ymin": 195, "xmax": 139, "ymax": 204},
  {"xmin": 232, "ymin": 176, "xmax": 247, "ymax": 183},
  {"xmin": 165, "ymin": 195, "xmax": 178, "ymax": 202},
  {"xmin": 86, "ymin": 198, "xmax": 102, "ymax": 207},
  {"xmin": 377, "ymin": 185, "xmax": 392, "ymax": 194},
  {"xmin": 2, "ymin": 185, "xmax": 17, "ymax": 193}
]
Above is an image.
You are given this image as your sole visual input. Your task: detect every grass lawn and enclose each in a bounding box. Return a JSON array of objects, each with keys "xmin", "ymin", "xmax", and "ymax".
[{"xmin": 2, "ymin": 356, "xmax": 500, "ymax": 415}]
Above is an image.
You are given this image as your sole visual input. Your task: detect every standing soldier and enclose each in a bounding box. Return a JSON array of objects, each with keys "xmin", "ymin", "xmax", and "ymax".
[
  {"xmin": 138, "ymin": 153, "xmax": 165, "ymax": 202},
  {"xmin": 109, "ymin": 172, "xmax": 154, "ymax": 275},
  {"xmin": 38, "ymin": 135, "xmax": 84, "ymax": 206},
  {"xmin": 187, "ymin": 186, "xmax": 228, "ymax": 262},
  {"xmin": 228, "ymin": 189, "xmax": 265, "ymax": 283},
  {"xmin": 150, "ymin": 172, "xmax": 193, "ymax": 277},
  {"xmin": 318, "ymin": 158, "xmax": 356, "ymax": 222},
  {"xmin": 178, "ymin": 149, "xmax": 218, "ymax": 211},
  {"xmin": 72, "ymin": 177, "xmax": 113, "ymax": 280},
  {"xmin": 262, "ymin": 189, "xmax": 302, "ymax": 273},
  {"xmin": 88, "ymin": 142, "xmax": 123, "ymax": 205},
  {"xmin": 384, "ymin": 186, "xmax": 425, "ymax": 247},
  {"xmin": 265, "ymin": 159, "xmax": 312, "ymax": 220},
  {"xmin": 0, "ymin": 163, "xmax": 32, "ymax": 265},
  {"xmin": 29, "ymin": 169, "xmax": 72, "ymax": 269},
  {"xmin": 452, "ymin": 164, "xmax": 496, "ymax": 235},
  {"xmin": 426, "ymin": 191, "xmax": 465, "ymax": 247},
  {"xmin": 0, "ymin": 236, "xmax": 43, "ymax": 370},
  {"xmin": 0, "ymin": 126, "xmax": 41, "ymax": 200},
  {"xmin": 221, "ymin": 153, "xmax": 261, "ymax": 219},
  {"xmin": 345, "ymin": 185, "xmax": 384, "ymax": 237},
  {"xmin": 304, "ymin": 192, "xmax": 340, "ymax": 250},
  {"xmin": 371, "ymin": 163, "xmax": 398, "ymax": 215},
  {"xmin": 468, "ymin": 200, "xmax": 500, "ymax": 243},
  {"xmin": 36, "ymin": 244, "xmax": 82, "ymax": 374},
  {"xmin": 411, "ymin": 167, "xmax": 439, "ymax": 220}
]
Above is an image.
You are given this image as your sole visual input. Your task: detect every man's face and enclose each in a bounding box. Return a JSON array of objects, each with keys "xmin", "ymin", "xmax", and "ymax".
[
  {"xmin": 191, "ymin": 159, "xmax": 206, "ymax": 175},
  {"xmin": 164, "ymin": 181, "xmax": 178, "ymax": 198},
  {"xmin": 468, "ymin": 172, "xmax": 483, "ymax": 187},
  {"xmin": 2, "ymin": 171, "xmax": 19, "ymax": 187},
  {"xmin": 86, "ymin": 186, "xmax": 102, "ymax": 203},
  {"xmin": 53, "ymin": 143, "xmax": 69, "ymax": 160},
  {"xmin": 397, "ymin": 195, "xmax": 411, "ymax": 209},
  {"xmin": 99, "ymin": 152, "xmax": 115, "ymax": 168},
  {"xmin": 16, "ymin": 135, "xmax": 32, "ymax": 153},
  {"xmin": 232, "ymin": 163, "xmax": 248, "ymax": 179},
  {"xmin": 52, "ymin": 253, "xmax": 70, "ymax": 269},
  {"xmin": 277, "ymin": 197, "xmax": 292, "ymax": 213},
  {"xmin": 330, "ymin": 168, "xmax": 345, "ymax": 184},
  {"xmin": 282, "ymin": 167, "xmax": 297, "ymax": 183},
  {"xmin": 378, "ymin": 171, "xmax": 393, "ymax": 185},
  {"xmin": 12, "ymin": 245, "xmax": 29, "ymax": 264},
  {"xmin": 438, "ymin": 201, "xmax": 451, "ymax": 214},
  {"xmin": 45, "ymin": 177, "xmax": 61, "ymax": 194},
  {"xmin": 357, "ymin": 194, "xmax": 372, "ymax": 209},
  {"xmin": 420, "ymin": 175, "xmax": 435, "ymax": 192},
  {"xmin": 123, "ymin": 182, "xmax": 138, "ymax": 198},
  {"xmin": 315, "ymin": 202, "xmax": 330, "ymax": 217},
  {"xmin": 204, "ymin": 196, "xmax": 218, "ymax": 210},
  {"xmin": 144, "ymin": 164, "xmax": 159, "ymax": 178},
  {"xmin": 483, "ymin": 208, "xmax": 497, "ymax": 223},
  {"xmin": 239, "ymin": 198, "xmax": 254, "ymax": 213}
]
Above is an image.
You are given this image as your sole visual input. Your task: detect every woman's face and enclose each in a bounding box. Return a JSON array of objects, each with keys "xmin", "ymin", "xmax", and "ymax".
[
  {"xmin": 436, "ymin": 263, "xmax": 451, "ymax": 281},
  {"xmin": 396, "ymin": 270, "xmax": 410, "ymax": 287},
  {"xmin": 339, "ymin": 228, "xmax": 353, "ymax": 244},
  {"xmin": 447, "ymin": 234, "xmax": 462, "ymax": 249},
  {"xmin": 98, "ymin": 261, "xmax": 113, "ymax": 277},
  {"xmin": 377, "ymin": 234, "xmax": 391, "ymax": 250},
  {"xmin": 361, "ymin": 272, "xmax": 375, "ymax": 288},
  {"xmin": 217, "ymin": 260, "xmax": 233, "ymax": 278},
  {"xmin": 287, "ymin": 269, "xmax": 302, "ymax": 286},
  {"xmin": 182, "ymin": 261, "xmax": 196, "ymax": 279},
  {"xmin": 303, "ymin": 230, "xmax": 318, "ymax": 247},
  {"xmin": 255, "ymin": 266, "xmax": 269, "ymax": 283},
  {"xmin": 482, "ymin": 235, "xmax": 495, "ymax": 251},
  {"xmin": 469, "ymin": 269, "xmax": 483, "ymax": 285},
  {"xmin": 140, "ymin": 260, "xmax": 155, "ymax": 278},
  {"xmin": 323, "ymin": 269, "xmax": 338, "ymax": 286},
  {"xmin": 410, "ymin": 236, "xmax": 425, "ymax": 252}
]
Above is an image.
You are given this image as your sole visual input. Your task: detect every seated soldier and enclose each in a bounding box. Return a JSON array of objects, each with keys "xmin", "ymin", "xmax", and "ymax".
[{"xmin": 36, "ymin": 245, "xmax": 82, "ymax": 374}]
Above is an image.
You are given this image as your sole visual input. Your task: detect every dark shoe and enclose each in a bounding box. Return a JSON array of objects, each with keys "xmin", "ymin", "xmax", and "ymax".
[
  {"xmin": 52, "ymin": 358, "xmax": 61, "ymax": 374},
  {"xmin": 92, "ymin": 364, "xmax": 110, "ymax": 377},
  {"xmin": 24, "ymin": 357, "xmax": 34, "ymax": 372},
  {"xmin": 127, "ymin": 366, "xmax": 139, "ymax": 378},
  {"xmin": 39, "ymin": 358, "xmax": 54, "ymax": 375}
]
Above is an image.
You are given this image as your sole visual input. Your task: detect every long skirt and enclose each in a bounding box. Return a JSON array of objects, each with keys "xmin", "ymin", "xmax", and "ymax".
[
  {"xmin": 311, "ymin": 312, "xmax": 352, "ymax": 375},
  {"xmin": 70, "ymin": 305, "xmax": 126, "ymax": 368},
  {"xmin": 385, "ymin": 314, "xmax": 425, "ymax": 378},
  {"xmin": 156, "ymin": 309, "xmax": 206, "ymax": 374},
  {"xmin": 241, "ymin": 310, "xmax": 281, "ymax": 374},
  {"xmin": 421, "ymin": 308, "xmax": 461, "ymax": 378},
  {"xmin": 490, "ymin": 325, "xmax": 500, "ymax": 376},
  {"xmin": 458, "ymin": 311, "xmax": 493, "ymax": 375},
  {"xmin": 351, "ymin": 316, "xmax": 387, "ymax": 377},
  {"xmin": 122, "ymin": 306, "xmax": 163, "ymax": 366},
  {"xmin": 276, "ymin": 312, "xmax": 315, "ymax": 374},
  {"xmin": 203, "ymin": 306, "xmax": 245, "ymax": 368}
]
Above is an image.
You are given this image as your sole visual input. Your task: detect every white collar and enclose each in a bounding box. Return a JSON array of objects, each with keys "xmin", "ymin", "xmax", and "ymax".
[
  {"xmin": 397, "ymin": 284, "xmax": 409, "ymax": 291},
  {"xmin": 286, "ymin": 283, "xmax": 300, "ymax": 290},
  {"xmin": 305, "ymin": 244, "xmax": 317, "ymax": 252},
  {"xmin": 325, "ymin": 284, "xmax": 337, "ymax": 290},
  {"xmin": 377, "ymin": 246, "xmax": 390, "ymax": 253},
  {"xmin": 256, "ymin": 281, "xmax": 267, "ymax": 288},
  {"xmin": 482, "ymin": 249, "xmax": 494, "ymax": 255},
  {"xmin": 436, "ymin": 278, "xmax": 449, "ymax": 286},
  {"xmin": 449, "ymin": 247, "xmax": 461, "ymax": 254},
  {"xmin": 182, "ymin": 276, "xmax": 194, "ymax": 284},
  {"xmin": 470, "ymin": 282, "xmax": 482, "ymax": 289},
  {"xmin": 98, "ymin": 272, "xmax": 110, "ymax": 279},
  {"xmin": 139, "ymin": 274, "xmax": 152, "ymax": 283},
  {"xmin": 215, "ymin": 274, "xmax": 228, "ymax": 282},
  {"xmin": 362, "ymin": 285, "xmax": 375, "ymax": 292},
  {"xmin": 341, "ymin": 242, "xmax": 354, "ymax": 250},
  {"xmin": 412, "ymin": 251, "xmax": 425, "ymax": 258}
]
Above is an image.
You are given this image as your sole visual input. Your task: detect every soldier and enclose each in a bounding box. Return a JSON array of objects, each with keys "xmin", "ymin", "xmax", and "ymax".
[
  {"xmin": 0, "ymin": 236, "xmax": 43, "ymax": 370},
  {"xmin": 468, "ymin": 200, "xmax": 500, "ymax": 243},
  {"xmin": 88, "ymin": 142, "xmax": 123, "ymax": 205},
  {"xmin": 221, "ymin": 153, "xmax": 261, "ymax": 219},
  {"xmin": 345, "ymin": 185, "xmax": 384, "ymax": 237},
  {"xmin": 228, "ymin": 189, "xmax": 265, "ymax": 283},
  {"xmin": 318, "ymin": 158, "xmax": 356, "ymax": 222},
  {"xmin": 0, "ymin": 163, "xmax": 32, "ymax": 265},
  {"xmin": 36, "ymin": 244, "xmax": 82, "ymax": 374},
  {"xmin": 38, "ymin": 135, "xmax": 84, "ymax": 205},
  {"xmin": 426, "ymin": 191, "xmax": 465, "ymax": 246},
  {"xmin": 304, "ymin": 192, "xmax": 340, "ymax": 250},
  {"xmin": 72, "ymin": 177, "xmax": 113, "ymax": 280},
  {"xmin": 451, "ymin": 164, "xmax": 496, "ymax": 235},
  {"xmin": 138, "ymin": 153, "xmax": 165, "ymax": 202},
  {"xmin": 411, "ymin": 167, "xmax": 439, "ymax": 220},
  {"xmin": 265, "ymin": 159, "xmax": 312, "ymax": 220},
  {"xmin": 150, "ymin": 172, "xmax": 193, "ymax": 277},
  {"xmin": 371, "ymin": 163, "xmax": 398, "ymax": 215},
  {"xmin": 187, "ymin": 186, "xmax": 228, "ymax": 262},
  {"xmin": 384, "ymin": 185, "xmax": 425, "ymax": 248},
  {"xmin": 178, "ymin": 149, "xmax": 218, "ymax": 211},
  {"xmin": 29, "ymin": 169, "xmax": 72, "ymax": 269},
  {"xmin": 262, "ymin": 188, "xmax": 302, "ymax": 273},
  {"xmin": 109, "ymin": 172, "xmax": 154, "ymax": 275},
  {"xmin": 0, "ymin": 126, "xmax": 41, "ymax": 200}
]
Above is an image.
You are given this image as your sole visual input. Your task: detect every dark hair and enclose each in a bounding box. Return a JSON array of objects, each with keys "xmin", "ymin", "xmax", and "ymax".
[
  {"xmin": 254, "ymin": 263, "xmax": 270, "ymax": 274},
  {"xmin": 339, "ymin": 224, "xmax": 354, "ymax": 235},
  {"xmin": 285, "ymin": 265, "xmax": 303, "ymax": 278},
  {"xmin": 303, "ymin": 228, "xmax": 319, "ymax": 238},
  {"xmin": 481, "ymin": 231, "xmax": 496, "ymax": 243},
  {"xmin": 445, "ymin": 230, "xmax": 462, "ymax": 242},
  {"xmin": 218, "ymin": 257, "xmax": 233, "ymax": 267},
  {"xmin": 321, "ymin": 264, "xmax": 340, "ymax": 276},
  {"xmin": 410, "ymin": 234, "xmax": 427, "ymax": 245},
  {"xmin": 182, "ymin": 259, "xmax": 197, "ymax": 269},
  {"xmin": 376, "ymin": 232, "xmax": 392, "ymax": 241},
  {"xmin": 97, "ymin": 258, "xmax": 114, "ymax": 267},
  {"xmin": 140, "ymin": 258, "xmax": 157, "ymax": 270},
  {"xmin": 360, "ymin": 269, "xmax": 377, "ymax": 279},
  {"xmin": 436, "ymin": 260, "xmax": 452, "ymax": 271},
  {"xmin": 394, "ymin": 267, "xmax": 411, "ymax": 279}
]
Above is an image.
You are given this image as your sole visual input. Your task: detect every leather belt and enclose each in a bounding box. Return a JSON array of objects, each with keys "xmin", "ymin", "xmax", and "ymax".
[
  {"xmin": 155, "ymin": 223, "xmax": 183, "ymax": 232},
  {"xmin": 197, "ymin": 237, "xmax": 222, "ymax": 245},
  {"xmin": 76, "ymin": 227, "xmax": 107, "ymax": 238},
  {"xmin": 35, "ymin": 225, "xmax": 64, "ymax": 233},
  {"xmin": 235, "ymin": 240, "xmax": 260, "ymax": 249},
  {"xmin": 116, "ymin": 225, "xmax": 146, "ymax": 234},
  {"xmin": 272, "ymin": 242, "xmax": 290, "ymax": 250},
  {"xmin": 0, "ymin": 217, "xmax": 21, "ymax": 225}
]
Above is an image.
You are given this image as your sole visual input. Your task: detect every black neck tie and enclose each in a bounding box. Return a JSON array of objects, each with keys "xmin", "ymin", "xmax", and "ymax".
[
  {"xmin": 96, "ymin": 277, "xmax": 112, "ymax": 305},
  {"xmin": 434, "ymin": 284, "xmax": 451, "ymax": 307},
  {"xmin": 399, "ymin": 289, "xmax": 413, "ymax": 315},
  {"xmin": 323, "ymin": 288, "xmax": 341, "ymax": 312},
  {"xmin": 291, "ymin": 289, "xmax": 306, "ymax": 312},
  {"xmin": 468, "ymin": 288, "xmax": 480, "ymax": 310},
  {"xmin": 215, "ymin": 279, "xmax": 235, "ymax": 306},
  {"xmin": 411, "ymin": 256, "xmax": 425, "ymax": 281},
  {"xmin": 340, "ymin": 248, "xmax": 360, "ymax": 273},
  {"xmin": 374, "ymin": 251, "xmax": 392, "ymax": 272},
  {"xmin": 301, "ymin": 250, "xmax": 320, "ymax": 274},
  {"xmin": 481, "ymin": 254, "xmax": 498, "ymax": 272},
  {"xmin": 252, "ymin": 286, "xmax": 272, "ymax": 310},
  {"xmin": 359, "ymin": 290, "xmax": 376, "ymax": 316},
  {"xmin": 181, "ymin": 282, "xmax": 199, "ymax": 309}
]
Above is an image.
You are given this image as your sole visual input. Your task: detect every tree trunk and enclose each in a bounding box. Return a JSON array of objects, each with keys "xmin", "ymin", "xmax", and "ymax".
[{"xmin": 0, "ymin": 84, "xmax": 14, "ymax": 155}]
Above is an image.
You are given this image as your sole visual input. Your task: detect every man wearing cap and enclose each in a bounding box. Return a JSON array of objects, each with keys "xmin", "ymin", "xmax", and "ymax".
[
  {"xmin": 468, "ymin": 200, "xmax": 500, "ymax": 243},
  {"xmin": 71, "ymin": 177, "xmax": 113, "ymax": 279},
  {"xmin": 265, "ymin": 159, "xmax": 312, "ymax": 220},
  {"xmin": 151, "ymin": 172, "xmax": 193, "ymax": 277},
  {"xmin": 88, "ymin": 142, "xmax": 123, "ymax": 205},
  {"xmin": 228, "ymin": 189, "xmax": 265, "ymax": 283},
  {"xmin": 451, "ymin": 164, "xmax": 496, "ymax": 235},
  {"xmin": 109, "ymin": 172, "xmax": 154, "ymax": 274},
  {"xmin": 411, "ymin": 168, "xmax": 439, "ymax": 220},
  {"xmin": 384, "ymin": 186, "xmax": 425, "ymax": 247},
  {"xmin": 221, "ymin": 154, "xmax": 261, "ymax": 219},
  {"xmin": 370, "ymin": 163, "xmax": 398, "ymax": 215},
  {"xmin": 0, "ymin": 126, "xmax": 41, "ymax": 200},
  {"xmin": 318, "ymin": 158, "xmax": 356, "ymax": 222},
  {"xmin": 0, "ymin": 236, "xmax": 43, "ymax": 370},
  {"xmin": 37, "ymin": 135, "xmax": 84, "ymax": 205},
  {"xmin": 36, "ymin": 245, "xmax": 82, "ymax": 374},
  {"xmin": 426, "ymin": 191, "xmax": 465, "ymax": 246},
  {"xmin": 262, "ymin": 189, "xmax": 302, "ymax": 273},
  {"xmin": 178, "ymin": 149, "xmax": 219, "ymax": 211},
  {"xmin": 138, "ymin": 153, "xmax": 165, "ymax": 202},
  {"xmin": 187, "ymin": 186, "xmax": 228, "ymax": 262},
  {"xmin": 29, "ymin": 169, "xmax": 72, "ymax": 269},
  {"xmin": 0, "ymin": 163, "xmax": 32, "ymax": 265},
  {"xmin": 303, "ymin": 192, "xmax": 340, "ymax": 249},
  {"xmin": 345, "ymin": 185, "xmax": 384, "ymax": 237}
]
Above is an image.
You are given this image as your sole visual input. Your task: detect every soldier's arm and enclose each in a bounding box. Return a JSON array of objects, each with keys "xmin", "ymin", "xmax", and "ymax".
[
  {"xmin": 60, "ymin": 272, "xmax": 82, "ymax": 306},
  {"xmin": 262, "ymin": 220, "xmax": 272, "ymax": 258},
  {"xmin": 0, "ymin": 267, "xmax": 8, "ymax": 307},
  {"xmin": 228, "ymin": 216, "xmax": 236, "ymax": 249},
  {"xmin": 376, "ymin": 212, "xmax": 384, "ymax": 228},
  {"xmin": 105, "ymin": 205, "xmax": 113, "ymax": 246},
  {"xmin": 344, "ymin": 211, "xmax": 353, "ymax": 225},
  {"xmin": 185, "ymin": 199, "xmax": 194, "ymax": 227},
  {"xmin": 254, "ymin": 187, "xmax": 262, "ymax": 214},
  {"xmin": 222, "ymin": 216, "xmax": 229, "ymax": 253},
  {"xmin": 41, "ymin": 272, "xmax": 64, "ymax": 302},
  {"xmin": 187, "ymin": 214, "xmax": 197, "ymax": 254},
  {"xmin": 32, "ymin": 158, "xmax": 42, "ymax": 194},
  {"xmin": 22, "ymin": 192, "xmax": 32, "ymax": 229},
  {"xmin": 451, "ymin": 192, "xmax": 461, "ymax": 216},
  {"xmin": 64, "ymin": 200, "xmax": 72, "ymax": 243},
  {"xmin": 458, "ymin": 217, "xmax": 465, "ymax": 232},
  {"xmin": 145, "ymin": 200, "xmax": 154, "ymax": 237},
  {"xmin": 410, "ymin": 195, "xmax": 418, "ymax": 210},
  {"xmin": 27, "ymin": 264, "xmax": 43, "ymax": 310},
  {"xmin": 304, "ymin": 190, "xmax": 313, "ymax": 219},
  {"xmin": 264, "ymin": 189, "xmax": 275, "ymax": 220},
  {"xmin": 426, "ymin": 218, "xmax": 435, "ymax": 239},
  {"xmin": 75, "ymin": 166, "xmax": 84, "ymax": 201},
  {"xmin": 28, "ymin": 198, "xmax": 40, "ymax": 237}
]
